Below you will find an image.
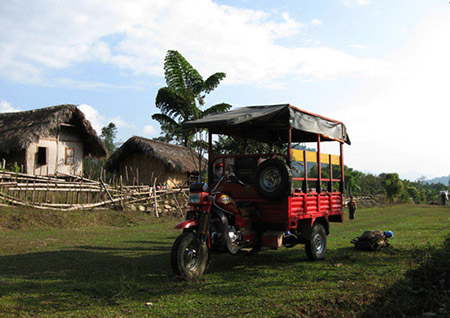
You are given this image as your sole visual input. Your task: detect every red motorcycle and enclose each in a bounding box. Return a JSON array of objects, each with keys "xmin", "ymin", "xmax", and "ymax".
[
  {"xmin": 171, "ymin": 104, "xmax": 350, "ymax": 280},
  {"xmin": 171, "ymin": 173, "xmax": 257, "ymax": 280}
]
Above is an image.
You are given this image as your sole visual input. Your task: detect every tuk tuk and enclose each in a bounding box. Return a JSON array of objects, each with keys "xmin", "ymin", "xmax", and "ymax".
[{"xmin": 171, "ymin": 104, "xmax": 351, "ymax": 280}]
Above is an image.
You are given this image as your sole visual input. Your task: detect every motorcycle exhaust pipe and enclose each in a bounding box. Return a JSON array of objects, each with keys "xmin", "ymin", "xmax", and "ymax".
[{"xmin": 213, "ymin": 208, "xmax": 240, "ymax": 254}]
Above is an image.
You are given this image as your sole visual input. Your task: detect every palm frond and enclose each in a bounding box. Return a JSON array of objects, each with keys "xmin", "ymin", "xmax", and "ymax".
[
  {"xmin": 202, "ymin": 103, "xmax": 232, "ymax": 117},
  {"xmin": 204, "ymin": 72, "xmax": 226, "ymax": 94},
  {"xmin": 151, "ymin": 113, "xmax": 180, "ymax": 129},
  {"xmin": 155, "ymin": 50, "xmax": 230, "ymax": 148},
  {"xmin": 164, "ymin": 50, "xmax": 204, "ymax": 93},
  {"xmin": 155, "ymin": 87, "xmax": 190, "ymax": 119}
]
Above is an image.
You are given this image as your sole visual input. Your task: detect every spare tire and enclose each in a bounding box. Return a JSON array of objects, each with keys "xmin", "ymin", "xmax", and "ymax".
[{"xmin": 253, "ymin": 158, "xmax": 291, "ymax": 200}]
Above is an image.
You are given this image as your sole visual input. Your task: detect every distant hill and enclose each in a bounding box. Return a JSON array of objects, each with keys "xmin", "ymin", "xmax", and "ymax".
[{"xmin": 425, "ymin": 175, "xmax": 450, "ymax": 185}]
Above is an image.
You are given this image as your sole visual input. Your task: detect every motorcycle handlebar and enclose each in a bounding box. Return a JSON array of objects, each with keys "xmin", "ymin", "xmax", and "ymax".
[{"xmin": 211, "ymin": 173, "xmax": 246, "ymax": 193}]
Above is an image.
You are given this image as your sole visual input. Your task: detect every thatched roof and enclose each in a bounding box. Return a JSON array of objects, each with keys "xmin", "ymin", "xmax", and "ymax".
[
  {"xmin": 0, "ymin": 104, "xmax": 107, "ymax": 157},
  {"xmin": 105, "ymin": 136, "xmax": 204, "ymax": 173}
]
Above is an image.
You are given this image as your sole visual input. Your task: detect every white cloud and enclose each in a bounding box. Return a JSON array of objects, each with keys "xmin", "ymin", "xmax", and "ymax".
[
  {"xmin": 0, "ymin": 100, "xmax": 20, "ymax": 112},
  {"xmin": 328, "ymin": 12, "xmax": 450, "ymax": 180},
  {"xmin": 312, "ymin": 19, "xmax": 322, "ymax": 25},
  {"xmin": 111, "ymin": 116, "xmax": 135, "ymax": 129},
  {"xmin": 304, "ymin": 47, "xmax": 388, "ymax": 79},
  {"xmin": 78, "ymin": 104, "xmax": 104, "ymax": 134},
  {"xmin": 349, "ymin": 44, "xmax": 369, "ymax": 49},
  {"xmin": 343, "ymin": 0, "xmax": 371, "ymax": 6},
  {"xmin": 78, "ymin": 104, "xmax": 133, "ymax": 134},
  {"xmin": 0, "ymin": 0, "xmax": 387, "ymax": 88},
  {"xmin": 142, "ymin": 125, "xmax": 157, "ymax": 138}
]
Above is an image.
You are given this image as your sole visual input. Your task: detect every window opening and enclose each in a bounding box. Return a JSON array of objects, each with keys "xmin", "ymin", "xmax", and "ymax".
[
  {"xmin": 37, "ymin": 147, "xmax": 47, "ymax": 165},
  {"xmin": 65, "ymin": 147, "xmax": 75, "ymax": 165}
]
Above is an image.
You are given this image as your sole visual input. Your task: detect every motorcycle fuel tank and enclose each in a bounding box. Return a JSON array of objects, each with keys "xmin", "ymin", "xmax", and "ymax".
[{"xmin": 214, "ymin": 193, "xmax": 239, "ymax": 214}]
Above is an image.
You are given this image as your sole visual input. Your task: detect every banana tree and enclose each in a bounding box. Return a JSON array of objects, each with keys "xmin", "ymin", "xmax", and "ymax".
[{"xmin": 152, "ymin": 50, "xmax": 231, "ymax": 178}]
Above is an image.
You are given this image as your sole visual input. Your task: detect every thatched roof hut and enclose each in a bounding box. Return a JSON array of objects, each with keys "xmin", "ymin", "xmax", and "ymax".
[
  {"xmin": 0, "ymin": 104, "xmax": 106, "ymax": 157},
  {"xmin": 105, "ymin": 136, "xmax": 204, "ymax": 186},
  {"xmin": 0, "ymin": 104, "xmax": 106, "ymax": 176}
]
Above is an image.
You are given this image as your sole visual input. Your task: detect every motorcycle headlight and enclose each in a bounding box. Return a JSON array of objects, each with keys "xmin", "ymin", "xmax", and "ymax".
[{"xmin": 189, "ymin": 193, "xmax": 201, "ymax": 204}]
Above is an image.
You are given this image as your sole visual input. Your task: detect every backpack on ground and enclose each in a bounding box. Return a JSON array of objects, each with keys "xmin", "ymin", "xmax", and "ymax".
[{"xmin": 351, "ymin": 230, "xmax": 392, "ymax": 251}]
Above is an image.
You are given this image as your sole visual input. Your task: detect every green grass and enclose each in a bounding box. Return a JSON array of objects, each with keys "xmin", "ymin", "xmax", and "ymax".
[{"xmin": 0, "ymin": 205, "xmax": 449, "ymax": 317}]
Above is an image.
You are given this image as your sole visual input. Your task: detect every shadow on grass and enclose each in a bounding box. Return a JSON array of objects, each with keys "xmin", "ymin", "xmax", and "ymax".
[
  {"xmin": 0, "ymin": 238, "xmax": 431, "ymax": 317},
  {"xmin": 0, "ymin": 243, "xmax": 176, "ymax": 314},
  {"xmin": 195, "ymin": 244, "xmax": 415, "ymax": 297},
  {"xmin": 78, "ymin": 241, "xmax": 171, "ymax": 252},
  {"xmin": 0, "ymin": 240, "xmax": 299, "ymax": 314},
  {"xmin": 0, "ymin": 243, "xmax": 332, "ymax": 313}
]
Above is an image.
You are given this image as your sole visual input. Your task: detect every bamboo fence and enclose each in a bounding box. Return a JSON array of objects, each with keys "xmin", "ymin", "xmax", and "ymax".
[{"xmin": 0, "ymin": 170, "xmax": 189, "ymax": 216}]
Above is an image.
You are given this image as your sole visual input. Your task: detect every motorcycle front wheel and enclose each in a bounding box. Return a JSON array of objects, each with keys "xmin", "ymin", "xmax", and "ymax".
[{"xmin": 171, "ymin": 232, "xmax": 209, "ymax": 281}]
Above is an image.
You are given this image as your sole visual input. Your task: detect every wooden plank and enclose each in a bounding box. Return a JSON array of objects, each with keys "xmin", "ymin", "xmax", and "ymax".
[{"xmin": 100, "ymin": 178, "xmax": 115, "ymax": 204}]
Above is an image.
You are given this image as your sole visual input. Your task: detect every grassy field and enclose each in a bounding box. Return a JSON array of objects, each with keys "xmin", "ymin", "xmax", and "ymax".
[{"xmin": 0, "ymin": 205, "xmax": 449, "ymax": 318}]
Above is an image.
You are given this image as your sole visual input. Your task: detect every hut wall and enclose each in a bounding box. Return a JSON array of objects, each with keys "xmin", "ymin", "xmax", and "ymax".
[
  {"xmin": 26, "ymin": 128, "xmax": 84, "ymax": 176},
  {"xmin": 118, "ymin": 153, "xmax": 187, "ymax": 186}
]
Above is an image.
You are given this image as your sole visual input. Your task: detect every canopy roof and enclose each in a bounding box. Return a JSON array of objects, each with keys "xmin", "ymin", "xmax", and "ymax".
[{"xmin": 183, "ymin": 104, "xmax": 351, "ymax": 145}]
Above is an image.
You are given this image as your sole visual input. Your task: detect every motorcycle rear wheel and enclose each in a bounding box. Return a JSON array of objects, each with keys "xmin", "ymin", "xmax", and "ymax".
[{"xmin": 171, "ymin": 232, "xmax": 209, "ymax": 280}]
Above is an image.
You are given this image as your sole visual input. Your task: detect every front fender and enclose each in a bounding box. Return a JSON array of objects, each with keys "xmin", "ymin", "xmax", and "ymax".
[{"xmin": 174, "ymin": 220, "xmax": 198, "ymax": 229}]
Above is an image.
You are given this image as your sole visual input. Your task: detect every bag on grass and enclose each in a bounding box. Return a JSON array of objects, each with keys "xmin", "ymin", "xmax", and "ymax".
[{"xmin": 351, "ymin": 230, "xmax": 391, "ymax": 251}]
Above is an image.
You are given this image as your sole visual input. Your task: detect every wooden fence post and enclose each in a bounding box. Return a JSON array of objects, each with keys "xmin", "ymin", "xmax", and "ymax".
[
  {"xmin": 153, "ymin": 178, "xmax": 159, "ymax": 218},
  {"xmin": 45, "ymin": 175, "xmax": 50, "ymax": 203},
  {"xmin": 119, "ymin": 175, "xmax": 124, "ymax": 209},
  {"xmin": 31, "ymin": 179, "xmax": 36, "ymax": 203},
  {"xmin": 136, "ymin": 168, "xmax": 139, "ymax": 188}
]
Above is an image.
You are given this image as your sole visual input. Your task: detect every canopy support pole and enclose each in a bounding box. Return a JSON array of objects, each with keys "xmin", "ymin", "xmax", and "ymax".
[
  {"xmin": 208, "ymin": 131, "xmax": 213, "ymax": 185},
  {"xmin": 317, "ymin": 135, "xmax": 322, "ymax": 192},
  {"xmin": 303, "ymin": 150, "xmax": 308, "ymax": 193},
  {"xmin": 287, "ymin": 128, "xmax": 292, "ymax": 165},
  {"xmin": 340, "ymin": 142, "xmax": 345, "ymax": 194}
]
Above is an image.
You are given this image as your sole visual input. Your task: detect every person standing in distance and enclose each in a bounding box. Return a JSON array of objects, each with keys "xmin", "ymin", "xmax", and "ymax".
[{"xmin": 347, "ymin": 196, "xmax": 357, "ymax": 220}]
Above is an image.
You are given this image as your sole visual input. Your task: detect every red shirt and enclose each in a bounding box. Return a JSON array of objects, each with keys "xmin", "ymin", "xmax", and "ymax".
[{"xmin": 347, "ymin": 200, "xmax": 356, "ymax": 209}]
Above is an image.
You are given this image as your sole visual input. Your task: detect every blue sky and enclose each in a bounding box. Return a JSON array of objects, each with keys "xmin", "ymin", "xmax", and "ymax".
[{"xmin": 0, "ymin": 0, "xmax": 448, "ymax": 180}]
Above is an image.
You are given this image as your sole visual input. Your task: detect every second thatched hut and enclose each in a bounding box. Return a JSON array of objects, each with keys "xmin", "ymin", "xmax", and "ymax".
[{"xmin": 105, "ymin": 136, "xmax": 204, "ymax": 187}]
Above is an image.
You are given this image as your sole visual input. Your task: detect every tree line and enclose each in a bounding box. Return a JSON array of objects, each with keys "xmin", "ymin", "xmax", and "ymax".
[{"xmin": 345, "ymin": 167, "xmax": 449, "ymax": 204}]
